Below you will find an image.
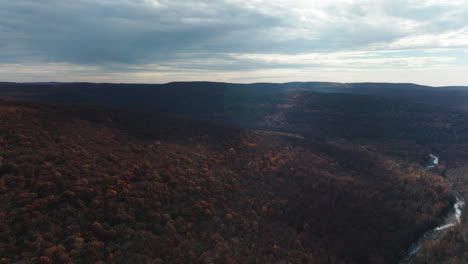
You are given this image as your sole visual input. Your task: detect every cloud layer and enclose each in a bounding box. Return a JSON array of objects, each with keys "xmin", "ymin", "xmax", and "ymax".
[{"xmin": 0, "ymin": 0, "xmax": 467, "ymax": 85}]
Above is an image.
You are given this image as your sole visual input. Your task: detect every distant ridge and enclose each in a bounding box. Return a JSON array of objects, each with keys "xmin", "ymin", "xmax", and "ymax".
[{"xmin": 4, "ymin": 80, "xmax": 467, "ymax": 89}]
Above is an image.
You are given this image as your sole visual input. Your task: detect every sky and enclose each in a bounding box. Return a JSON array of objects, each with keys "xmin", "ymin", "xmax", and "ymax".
[{"xmin": 1, "ymin": 0, "xmax": 468, "ymax": 85}]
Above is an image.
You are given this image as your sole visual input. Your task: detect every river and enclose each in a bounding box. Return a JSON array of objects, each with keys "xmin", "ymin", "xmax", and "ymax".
[{"xmin": 398, "ymin": 154, "xmax": 465, "ymax": 263}]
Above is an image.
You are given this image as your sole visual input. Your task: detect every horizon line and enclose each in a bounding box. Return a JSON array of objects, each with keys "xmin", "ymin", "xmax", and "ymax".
[{"xmin": 2, "ymin": 80, "xmax": 468, "ymax": 88}]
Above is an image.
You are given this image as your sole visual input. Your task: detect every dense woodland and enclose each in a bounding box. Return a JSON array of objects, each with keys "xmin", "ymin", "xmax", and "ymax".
[
  {"xmin": 406, "ymin": 154, "xmax": 468, "ymax": 264},
  {"xmin": 260, "ymin": 92, "xmax": 468, "ymax": 145},
  {"xmin": 2, "ymin": 82, "xmax": 468, "ymax": 145},
  {"xmin": 0, "ymin": 101, "xmax": 455, "ymax": 264}
]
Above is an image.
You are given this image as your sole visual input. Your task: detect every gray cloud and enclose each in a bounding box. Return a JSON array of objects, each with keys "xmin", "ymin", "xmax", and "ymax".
[
  {"xmin": 0, "ymin": 0, "xmax": 285, "ymax": 64},
  {"xmin": 0, "ymin": 0, "xmax": 468, "ymax": 84}
]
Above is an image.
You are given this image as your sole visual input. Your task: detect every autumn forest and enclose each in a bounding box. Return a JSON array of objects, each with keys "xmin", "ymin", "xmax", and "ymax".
[{"xmin": 0, "ymin": 82, "xmax": 467, "ymax": 263}]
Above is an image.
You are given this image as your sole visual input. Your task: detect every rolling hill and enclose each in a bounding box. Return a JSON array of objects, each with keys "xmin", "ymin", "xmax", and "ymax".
[{"xmin": 0, "ymin": 100, "xmax": 454, "ymax": 264}]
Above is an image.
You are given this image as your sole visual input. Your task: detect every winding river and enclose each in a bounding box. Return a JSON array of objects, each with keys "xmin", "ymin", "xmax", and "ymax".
[
  {"xmin": 425, "ymin": 154, "xmax": 439, "ymax": 170},
  {"xmin": 399, "ymin": 154, "xmax": 465, "ymax": 263}
]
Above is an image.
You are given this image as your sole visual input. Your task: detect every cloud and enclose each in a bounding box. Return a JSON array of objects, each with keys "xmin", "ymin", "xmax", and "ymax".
[
  {"xmin": 0, "ymin": 0, "xmax": 283, "ymax": 64},
  {"xmin": 386, "ymin": 26, "xmax": 468, "ymax": 49},
  {"xmin": 228, "ymin": 51, "xmax": 457, "ymax": 68},
  {"xmin": 0, "ymin": 0, "xmax": 467, "ymax": 84}
]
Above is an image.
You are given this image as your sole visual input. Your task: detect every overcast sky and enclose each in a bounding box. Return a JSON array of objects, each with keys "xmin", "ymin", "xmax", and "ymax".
[{"xmin": 1, "ymin": 0, "xmax": 468, "ymax": 85}]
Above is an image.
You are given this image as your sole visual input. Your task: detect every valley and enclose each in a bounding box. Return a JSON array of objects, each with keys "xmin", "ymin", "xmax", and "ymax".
[
  {"xmin": 0, "ymin": 82, "xmax": 467, "ymax": 263},
  {"xmin": 2, "ymin": 0, "xmax": 468, "ymax": 263}
]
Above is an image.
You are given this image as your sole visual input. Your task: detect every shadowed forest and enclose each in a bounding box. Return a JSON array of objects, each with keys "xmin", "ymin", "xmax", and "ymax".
[{"xmin": 0, "ymin": 82, "xmax": 467, "ymax": 263}]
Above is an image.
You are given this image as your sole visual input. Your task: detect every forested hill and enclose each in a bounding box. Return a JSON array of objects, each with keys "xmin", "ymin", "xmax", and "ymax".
[
  {"xmin": 0, "ymin": 100, "xmax": 453, "ymax": 264},
  {"xmin": 1, "ymin": 81, "xmax": 468, "ymax": 113},
  {"xmin": 2, "ymin": 82, "xmax": 468, "ymax": 146},
  {"xmin": 259, "ymin": 92, "xmax": 468, "ymax": 144}
]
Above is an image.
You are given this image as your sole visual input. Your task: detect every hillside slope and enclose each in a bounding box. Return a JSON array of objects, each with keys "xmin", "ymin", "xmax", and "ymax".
[
  {"xmin": 260, "ymin": 92, "xmax": 468, "ymax": 144},
  {"xmin": 2, "ymin": 82, "xmax": 468, "ymax": 144},
  {"xmin": 0, "ymin": 101, "xmax": 454, "ymax": 264},
  {"xmin": 1, "ymin": 82, "xmax": 468, "ymax": 130}
]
